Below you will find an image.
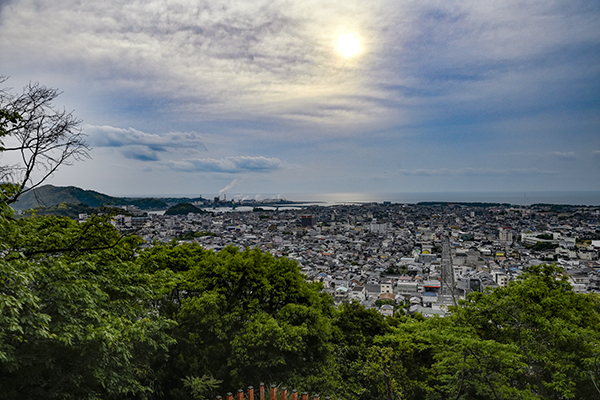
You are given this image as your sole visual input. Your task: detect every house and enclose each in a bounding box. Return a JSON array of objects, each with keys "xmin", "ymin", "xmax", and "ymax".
[
  {"xmin": 378, "ymin": 292, "xmax": 395, "ymax": 302},
  {"xmin": 379, "ymin": 304, "xmax": 394, "ymax": 316},
  {"xmin": 380, "ymin": 280, "xmax": 393, "ymax": 294},
  {"xmin": 567, "ymin": 271, "xmax": 590, "ymax": 293},
  {"xmin": 396, "ymin": 281, "xmax": 419, "ymax": 294},
  {"xmin": 364, "ymin": 283, "xmax": 380, "ymax": 299},
  {"xmin": 349, "ymin": 286, "xmax": 366, "ymax": 301},
  {"xmin": 422, "ymin": 280, "xmax": 441, "ymax": 293},
  {"xmin": 422, "ymin": 291, "xmax": 438, "ymax": 306},
  {"xmin": 334, "ymin": 287, "xmax": 349, "ymax": 302}
]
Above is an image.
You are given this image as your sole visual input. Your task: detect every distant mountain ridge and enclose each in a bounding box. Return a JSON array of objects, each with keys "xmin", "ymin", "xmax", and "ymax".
[{"xmin": 14, "ymin": 185, "xmax": 170, "ymax": 210}]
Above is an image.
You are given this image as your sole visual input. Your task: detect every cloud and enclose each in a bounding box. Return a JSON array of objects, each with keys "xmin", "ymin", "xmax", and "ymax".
[
  {"xmin": 593, "ymin": 150, "xmax": 600, "ymax": 158},
  {"xmin": 121, "ymin": 146, "xmax": 160, "ymax": 161},
  {"xmin": 84, "ymin": 124, "xmax": 207, "ymax": 161},
  {"xmin": 397, "ymin": 167, "xmax": 555, "ymax": 177},
  {"xmin": 549, "ymin": 151, "xmax": 576, "ymax": 160},
  {"xmin": 1, "ymin": 0, "xmax": 599, "ymax": 195},
  {"xmin": 2, "ymin": 0, "xmax": 599, "ymax": 133},
  {"xmin": 0, "ymin": 0, "xmax": 13, "ymax": 16},
  {"xmin": 0, "ymin": 0, "xmax": 392, "ymax": 127},
  {"xmin": 86, "ymin": 125, "xmax": 207, "ymax": 151},
  {"xmin": 168, "ymin": 156, "xmax": 284, "ymax": 173}
]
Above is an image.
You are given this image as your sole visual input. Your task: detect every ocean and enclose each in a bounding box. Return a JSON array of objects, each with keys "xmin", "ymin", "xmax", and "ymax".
[
  {"xmin": 258, "ymin": 191, "xmax": 600, "ymax": 207},
  {"xmin": 140, "ymin": 191, "xmax": 600, "ymax": 213}
]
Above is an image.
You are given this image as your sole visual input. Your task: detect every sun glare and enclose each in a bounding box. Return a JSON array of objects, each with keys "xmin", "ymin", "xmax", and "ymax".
[{"xmin": 337, "ymin": 33, "xmax": 360, "ymax": 57}]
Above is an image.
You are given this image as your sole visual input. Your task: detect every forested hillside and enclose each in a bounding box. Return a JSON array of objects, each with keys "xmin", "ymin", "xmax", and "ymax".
[{"xmin": 14, "ymin": 184, "xmax": 169, "ymax": 210}]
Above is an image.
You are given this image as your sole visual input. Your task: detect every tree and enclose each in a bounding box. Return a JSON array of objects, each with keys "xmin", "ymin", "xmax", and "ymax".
[
  {"xmin": 453, "ymin": 264, "xmax": 600, "ymax": 399},
  {"xmin": 379, "ymin": 264, "xmax": 600, "ymax": 400},
  {"xmin": 0, "ymin": 208, "xmax": 177, "ymax": 399},
  {"xmin": 137, "ymin": 243, "xmax": 335, "ymax": 399},
  {"xmin": 0, "ymin": 78, "xmax": 89, "ymax": 204},
  {"xmin": 0, "ymin": 79, "xmax": 178, "ymax": 398},
  {"xmin": 330, "ymin": 301, "xmax": 395, "ymax": 399},
  {"xmin": 391, "ymin": 314, "xmax": 528, "ymax": 400}
]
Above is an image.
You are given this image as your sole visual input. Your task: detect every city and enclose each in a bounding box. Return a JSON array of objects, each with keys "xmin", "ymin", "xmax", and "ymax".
[{"xmin": 103, "ymin": 201, "xmax": 600, "ymax": 317}]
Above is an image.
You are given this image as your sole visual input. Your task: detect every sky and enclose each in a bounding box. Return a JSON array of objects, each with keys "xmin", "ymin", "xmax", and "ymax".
[{"xmin": 0, "ymin": 0, "xmax": 599, "ymax": 199}]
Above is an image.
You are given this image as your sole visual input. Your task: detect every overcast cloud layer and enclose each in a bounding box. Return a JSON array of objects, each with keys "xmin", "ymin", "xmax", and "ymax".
[{"xmin": 1, "ymin": 0, "xmax": 599, "ymax": 199}]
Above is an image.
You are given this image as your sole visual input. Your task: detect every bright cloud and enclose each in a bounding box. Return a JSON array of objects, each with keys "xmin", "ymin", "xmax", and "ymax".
[{"xmin": 168, "ymin": 156, "xmax": 284, "ymax": 173}]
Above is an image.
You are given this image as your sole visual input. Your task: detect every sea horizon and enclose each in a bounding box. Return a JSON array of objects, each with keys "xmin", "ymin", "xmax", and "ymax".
[{"xmin": 119, "ymin": 190, "xmax": 600, "ymax": 207}]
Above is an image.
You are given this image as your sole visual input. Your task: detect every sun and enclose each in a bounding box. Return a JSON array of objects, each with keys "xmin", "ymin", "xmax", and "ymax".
[{"xmin": 337, "ymin": 33, "xmax": 360, "ymax": 57}]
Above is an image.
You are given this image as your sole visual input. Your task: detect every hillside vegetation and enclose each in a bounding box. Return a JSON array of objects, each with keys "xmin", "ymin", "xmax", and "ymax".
[
  {"xmin": 20, "ymin": 202, "xmax": 135, "ymax": 219},
  {"xmin": 164, "ymin": 202, "xmax": 206, "ymax": 215},
  {"xmin": 14, "ymin": 184, "xmax": 168, "ymax": 210}
]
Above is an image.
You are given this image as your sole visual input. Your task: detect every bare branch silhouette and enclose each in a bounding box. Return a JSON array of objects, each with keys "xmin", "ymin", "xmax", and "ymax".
[{"xmin": 0, "ymin": 79, "xmax": 90, "ymax": 204}]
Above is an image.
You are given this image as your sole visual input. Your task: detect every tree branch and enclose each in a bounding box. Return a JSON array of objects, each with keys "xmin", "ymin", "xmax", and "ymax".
[{"xmin": 0, "ymin": 81, "xmax": 90, "ymax": 205}]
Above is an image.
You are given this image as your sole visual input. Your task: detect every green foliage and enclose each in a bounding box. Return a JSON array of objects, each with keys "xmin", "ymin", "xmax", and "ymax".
[
  {"xmin": 329, "ymin": 301, "xmax": 395, "ymax": 399},
  {"xmin": 451, "ymin": 264, "xmax": 600, "ymax": 399},
  {"xmin": 529, "ymin": 241, "xmax": 558, "ymax": 251},
  {"xmin": 15, "ymin": 185, "xmax": 121, "ymax": 210},
  {"xmin": 14, "ymin": 184, "xmax": 169, "ymax": 210},
  {"xmin": 138, "ymin": 244, "xmax": 334, "ymax": 398},
  {"xmin": 182, "ymin": 375, "xmax": 222, "ymax": 400},
  {"xmin": 19, "ymin": 202, "xmax": 135, "ymax": 220},
  {"xmin": 385, "ymin": 266, "xmax": 398, "ymax": 274},
  {"xmin": 164, "ymin": 203, "xmax": 206, "ymax": 215},
  {"xmin": 20, "ymin": 201, "xmax": 95, "ymax": 219},
  {"xmin": 539, "ymin": 242, "xmax": 558, "ymax": 251},
  {"xmin": 121, "ymin": 197, "xmax": 169, "ymax": 210},
  {"xmin": 0, "ymin": 198, "xmax": 177, "ymax": 399},
  {"xmin": 373, "ymin": 264, "xmax": 600, "ymax": 400},
  {"xmin": 0, "ymin": 107, "xmax": 22, "ymax": 142},
  {"xmin": 2, "ymin": 203, "xmax": 599, "ymax": 400}
]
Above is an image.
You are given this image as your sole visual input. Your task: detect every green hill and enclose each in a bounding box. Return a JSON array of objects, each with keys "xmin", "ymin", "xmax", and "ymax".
[
  {"xmin": 14, "ymin": 185, "xmax": 168, "ymax": 210},
  {"xmin": 19, "ymin": 202, "xmax": 134, "ymax": 219},
  {"xmin": 15, "ymin": 185, "xmax": 119, "ymax": 209},
  {"xmin": 20, "ymin": 202, "xmax": 97, "ymax": 219},
  {"xmin": 164, "ymin": 202, "xmax": 206, "ymax": 215}
]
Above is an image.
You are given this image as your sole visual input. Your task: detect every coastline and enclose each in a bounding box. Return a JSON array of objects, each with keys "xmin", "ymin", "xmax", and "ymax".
[{"xmin": 210, "ymin": 191, "xmax": 600, "ymax": 207}]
